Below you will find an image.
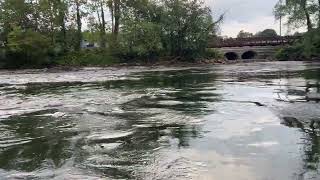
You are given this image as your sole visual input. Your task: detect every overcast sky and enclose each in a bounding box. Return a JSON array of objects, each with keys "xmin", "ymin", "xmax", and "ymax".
[{"xmin": 205, "ymin": 0, "xmax": 283, "ymax": 37}]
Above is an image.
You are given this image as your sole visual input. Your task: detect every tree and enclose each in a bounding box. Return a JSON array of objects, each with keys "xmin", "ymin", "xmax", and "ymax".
[
  {"xmin": 0, "ymin": 0, "xmax": 223, "ymax": 68},
  {"xmin": 160, "ymin": 0, "xmax": 219, "ymax": 57},
  {"xmin": 274, "ymin": 0, "xmax": 318, "ymax": 31},
  {"xmin": 318, "ymin": 0, "xmax": 320, "ymax": 28},
  {"xmin": 56, "ymin": 0, "xmax": 68, "ymax": 51},
  {"xmin": 0, "ymin": 0, "xmax": 34, "ymax": 41},
  {"xmin": 87, "ymin": 0, "xmax": 107, "ymax": 48},
  {"xmin": 107, "ymin": 0, "xmax": 120, "ymax": 37},
  {"xmin": 75, "ymin": 0, "xmax": 82, "ymax": 50},
  {"xmin": 120, "ymin": 21, "xmax": 162, "ymax": 60},
  {"xmin": 255, "ymin": 29, "xmax": 278, "ymax": 37},
  {"xmin": 5, "ymin": 27, "xmax": 51, "ymax": 67},
  {"xmin": 237, "ymin": 30, "xmax": 253, "ymax": 38},
  {"xmin": 69, "ymin": 0, "xmax": 86, "ymax": 51},
  {"xmin": 99, "ymin": 0, "xmax": 107, "ymax": 47}
]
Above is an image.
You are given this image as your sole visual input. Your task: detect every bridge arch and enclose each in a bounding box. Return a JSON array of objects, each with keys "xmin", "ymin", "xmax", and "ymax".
[
  {"xmin": 225, "ymin": 52, "xmax": 239, "ymax": 60},
  {"xmin": 241, "ymin": 51, "xmax": 257, "ymax": 59}
]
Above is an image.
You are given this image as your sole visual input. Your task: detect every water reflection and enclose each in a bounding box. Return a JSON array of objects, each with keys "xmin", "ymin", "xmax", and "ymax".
[
  {"xmin": 299, "ymin": 131, "xmax": 320, "ymax": 179},
  {"xmin": 0, "ymin": 68, "xmax": 219, "ymax": 179},
  {"xmin": 276, "ymin": 65, "xmax": 320, "ymax": 179},
  {"xmin": 1, "ymin": 62, "xmax": 320, "ymax": 179},
  {"xmin": 0, "ymin": 113, "xmax": 75, "ymax": 172}
]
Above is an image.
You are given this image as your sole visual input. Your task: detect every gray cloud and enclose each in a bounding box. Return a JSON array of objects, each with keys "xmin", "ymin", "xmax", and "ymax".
[{"xmin": 205, "ymin": 0, "xmax": 281, "ymax": 37}]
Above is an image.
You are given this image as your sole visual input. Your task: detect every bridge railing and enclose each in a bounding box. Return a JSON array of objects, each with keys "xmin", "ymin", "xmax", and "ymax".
[{"xmin": 208, "ymin": 36, "xmax": 301, "ymax": 48}]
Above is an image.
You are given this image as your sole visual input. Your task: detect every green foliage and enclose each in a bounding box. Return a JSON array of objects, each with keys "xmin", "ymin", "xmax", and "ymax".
[
  {"xmin": 303, "ymin": 29, "xmax": 320, "ymax": 57},
  {"xmin": 161, "ymin": 0, "xmax": 216, "ymax": 59},
  {"xmin": 119, "ymin": 21, "xmax": 163, "ymax": 60},
  {"xmin": 275, "ymin": 44, "xmax": 305, "ymax": 60},
  {"xmin": 275, "ymin": 29, "xmax": 320, "ymax": 60},
  {"xmin": 4, "ymin": 27, "xmax": 51, "ymax": 68},
  {"xmin": 56, "ymin": 49, "xmax": 119, "ymax": 66},
  {"xmin": 274, "ymin": 0, "xmax": 320, "ymax": 61},
  {"xmin": 204, "ymin": 48, "xmax": 223, "ymax": 59},
  {"xmin": 0, "ymin": 0, "xmax": 221, "ymax": 68},
  {"xmin": 274, "ymin": 0, "xmax": 319, "ymax": 30},
  {"xmin": 83, "ymin": 30, "xmax": 101, "ymax": 44},
  {"xmin": 115, "ymin": 0, "xmax": 220, "ymax": 61}
]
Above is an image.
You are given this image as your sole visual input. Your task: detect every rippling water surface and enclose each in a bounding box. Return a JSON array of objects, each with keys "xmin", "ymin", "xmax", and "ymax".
[{"xmin": 0, "ymin": 61, "xmax": 320, "ymax": 180}]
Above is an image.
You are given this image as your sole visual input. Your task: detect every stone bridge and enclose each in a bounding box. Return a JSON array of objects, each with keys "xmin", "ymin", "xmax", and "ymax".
[
  {"xmin": 208, "ymin": 36, "xmax": 301, "ymax": 60},
  {"xmin": 217, "ymin": 46, "xmax": 281, "ymax": 60}
]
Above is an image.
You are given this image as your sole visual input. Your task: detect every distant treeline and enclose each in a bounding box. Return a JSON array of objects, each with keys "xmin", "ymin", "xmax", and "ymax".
[{"xmin": 0, "ymin": 0, "xmax": 222, "ymax": 69}]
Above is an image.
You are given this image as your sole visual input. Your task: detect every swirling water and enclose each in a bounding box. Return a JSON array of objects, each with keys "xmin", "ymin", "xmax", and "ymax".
[{"xmin": 0, "ymin": 61, "xmax": 320, "ymax": 180}]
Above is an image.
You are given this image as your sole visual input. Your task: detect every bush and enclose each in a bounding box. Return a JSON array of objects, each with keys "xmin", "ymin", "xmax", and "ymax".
[
  {"xmin": 55, "ymin": 49, "xmax": 119, "ymax": 66},
  {"xmin": 118, "ymin": 21, "xmax": 163, "ymax": 62},
  {"xmin": 276, "ymin": 29, "xmax": 320, "ymax": 61},
  {"xmin": 4, "ymin": 27, "xmax": 51, "ymax": 68},
  {"xmin": 204, "ymin": 48, "xmax": 223, "ymax": 59},
  {"xmin": 275, "ymin": 44, "xmax": 305, "ymax": 61},
  {"xmin": 161, "ymin": 0, "xmax": 214, "ymax": 59}
]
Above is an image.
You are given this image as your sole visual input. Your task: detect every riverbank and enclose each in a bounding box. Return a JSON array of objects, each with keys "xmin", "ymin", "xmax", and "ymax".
[
  {"xmin": 1, "ymin": 53, "xmax": 315, "ymax": 71},
  {"xmin": 31, "ymin": 58, "xmax": 276, "ymax": 72}
]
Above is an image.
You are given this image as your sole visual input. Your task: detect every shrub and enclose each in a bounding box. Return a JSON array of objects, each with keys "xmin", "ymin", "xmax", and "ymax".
[
  {"xmin": 204, "ymin": 48, "xmax": 223, "ymax": 59},
  {"xmin": 275, "ymin": 44, "xmax": 305, "ymax": 61},
  {"xmin": 4, "ymin": 27, "xmax": 51, "ymax": 68},
  {"xmin": 276, "ymin": 29, "xmax": 320, "ymax": 61},
  {"xmin": 118, "ymin": 21, "xmax": 163, "ymax": 62},
  {"xmin": 160, "ymin": 0, "xmax": 215, "ymax": 59}
]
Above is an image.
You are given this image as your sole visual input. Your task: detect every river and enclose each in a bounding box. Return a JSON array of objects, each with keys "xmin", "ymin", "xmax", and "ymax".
[{"xmin": 0, "ymin": 61, "xmax": 320, "ymax": 180}]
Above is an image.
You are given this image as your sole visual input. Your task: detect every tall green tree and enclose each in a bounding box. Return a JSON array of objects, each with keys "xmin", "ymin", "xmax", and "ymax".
[
  {"xmin": 161, "ymin": 0, "xmax": 218, "ymax": 57},
  {"xmin": 274, "ymin": 0, "xmax": 319, "ymax": 31},
  {"xmin": 88, "ymin": 0, "xmax": 107, "ymax": 48},
  {"xmin": 318, "ymin": 0, "xmax": 320, "ymax": 27},
  {"xmin": 107, "ymin": 0, "xmax": 121, "ymax": 37},
  {"xmin": 56, "ymin": 0, "xmax": 68, "ymax": 51},
  {"xmin": 0, "ymin": 0, "xmax": 33, "ymax": 42},
  {"xmin": 70, "ymin": 0, "xmax": 86, "ymax": 51}
]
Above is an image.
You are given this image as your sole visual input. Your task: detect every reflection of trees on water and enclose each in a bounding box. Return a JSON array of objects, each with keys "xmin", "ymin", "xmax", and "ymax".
[
  {"xmin": 0, "ymin": 68, "xmax": 220, "ymax": 179},
  {"xmin": 0, "ymin": 112, "xmax": 75, "ymax": 172},
  {"xmin": 277, "ymin": 67, "xmax": 320, "ymax": 179},
  {"xmin": 304, "ymin": 68, "xmax": 320, "ymax": 103},
  {"xmin": 88, "ymin": 69, "xmax": 220, "ymax": 178},
  {"xmin": 274, "ymin": 68, "xmax": 320, "ymax": 103},
  {"xmin": 298, "ymin": 130, "xmax": 320, "ymax": 179},
  {"xmin": 117, "ymin": 69, "xmax": 220, "ymax": 115}
]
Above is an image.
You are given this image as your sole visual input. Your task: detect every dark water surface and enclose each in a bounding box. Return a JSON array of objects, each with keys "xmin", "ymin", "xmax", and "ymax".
[{"xmin": 0, "ymin": 61, "xmax": 320, "ymax": 180}]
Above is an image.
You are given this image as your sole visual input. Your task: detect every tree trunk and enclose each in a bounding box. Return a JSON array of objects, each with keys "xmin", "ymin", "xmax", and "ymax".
[
  {"xmin": 61, "ymin": 18, "xmax": 66, "ymax": 51},
  {"xmin": 107, "ymin": 0, "xmax": 114, "ymax": 33},
  {"xmin": 75, "ymin": 0, "xmax": 82, "ymax": 51},
  {"xmin": 58, "ymin": 0, "xmax": 67, "ymax": 51},
  {"xmin": 301, "ymin": 0, "xmax": 313, "ymax": 31},
  {"xmin": 100, "ymin": 1, "xmax": 106, "ymax": 48},
  {"xmin": 113, "ymin": 0, "xmax": 120, "ymax": 37},
  {"xmin": 33, "ymin": 0, "xmax": 39, "ymax": 32},
  {"xmin": 318, "ymin": 0, "xmax": 320, "ymax": 28},
  {"xmin": 49, "ymin": 2, "xmax": 55, "ymax": 44}
]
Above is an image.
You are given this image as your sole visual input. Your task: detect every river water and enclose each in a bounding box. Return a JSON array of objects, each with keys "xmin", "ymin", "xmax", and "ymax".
[{"xmin": 0, "ymin": 61, "xmax": 320, "ymax": 180}]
